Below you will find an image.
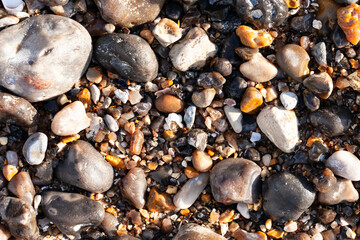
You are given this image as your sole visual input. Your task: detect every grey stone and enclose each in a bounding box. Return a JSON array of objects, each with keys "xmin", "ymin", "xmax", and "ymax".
[
  {"xmin": 303, "ymin": 72, "xmax": 333, "ymax": 99},
  {"xmin": 121, "ymin": 168, "xmax": 147, "ymax": 209},
  {"xmin": 184, "ymin": 105, "xmax": 196, "ymax": 129},
  {"xmin": 280, "ymin": 92, "xmax": 298, "ymax": 110},
  {"xmin": 311, "ymin": 42, "xmax": 327, "ymax": 66},
  {"xmin": 187, "ymin": 129, "xmax": 208, "ymax": 151},
  {"xmin": 22, "ymin": 132, "xmax": 48, "ymax": 165},
  {"xmin": 104, "ymin": 114, "xmax": 119, "ymax": 132},
  {"xmin": 172, "ymin": 224, "xmax": 226, "ymax": 240},
  {"xmin": 90, "ymin": 84, "xmax": 100, "ymax": 104},
  {"xmin": 326, "ymin": 150, "xmax": 360, "ymax": 181},
  {"xmin": 224, "ymin": 105, "xmax": 242, "ymax": 133}
]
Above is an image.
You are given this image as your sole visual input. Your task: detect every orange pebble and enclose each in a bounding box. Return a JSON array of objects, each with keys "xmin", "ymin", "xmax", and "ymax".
[
  {"xmin": 3, "ymin": 165, "xmax": 18, "ymax": 181},
  {"xmin": 236, "ymin": 25, "xmax": 273, "ymax": 48},
  {"xmin": 284, "ymin": 0, "xmax": 301, "ymax": 8},
  {"xmin": 184, "ymin": 166, "xmax": 199, "ymax": 178},
  {"xmin": 338, "ymin": 3, "xmax": 360, "ymax": 45},
  {"xmin": 61, "ymin": 134, "xmax": 80, "ymax": 144},
  {"xmin": 105, "ymin": 155, "xmax": 125, "ymax": 168},
  {"xmin": 76, "ymin": 88, "xmax": 91, "ymax": 105}
]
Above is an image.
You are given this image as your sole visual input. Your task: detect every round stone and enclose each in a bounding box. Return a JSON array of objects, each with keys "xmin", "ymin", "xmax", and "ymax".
[
  {"xmin": 155, "ymin": 94, "xmax": 185, "ymax": 113},
  {"xmin": 192, "ymin": 150, "xmax": 213, "ymax": 172},
  {"xmin": 326, "ymin": 150, "xmax": 360, "ymax": 181},
  {"xmin": 192, "ymin": 89, "xmax": 216, "ymax": 108},
  {"xmin": 280, "ymin": 91, "xmax": 298, "ymax": 110},
  {"xmin": 303, "ymin": 72, "xmax": 333, "ymax": 99},
  {"xmin": 22, "ymin": 132, "xmax": 48, "ymax": 165},
  {"xmin": 104, "ymin": 114, "xmax": 119, "ymax": 132}
]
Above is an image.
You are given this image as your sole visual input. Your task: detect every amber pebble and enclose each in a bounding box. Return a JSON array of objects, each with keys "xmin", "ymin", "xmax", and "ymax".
[
  {"xmin": 2, "ymin": 165, "xmax": 18, "ymax": 181},
  {"xmin": 192, "ymin": 149, "xmax": 213, "ymax": 172},
  {"xmin": 284, "ymin": 0, "xmax": 301, "ymax": 8},
  {"xmin": 140, "ymin": 29, "xmax": 154, "ymax": 44},
  {"xmin": 240, "ymin": 87, "xmax": 263, "ymax": 114},
  {"xmin": 130, "ymin": 129, "xmax": 144, "ymax": 155},
  {"xmin": 155, "ymin": 94, "xmax": 185, "ymax": 113},
  {"xmin": 76, "ymin": 88, "xmax": 91, "ymax": 105},
  {"xmin": 184, "ymin": 166, "xmax": 200, "ymax": 178},
  {"xmin": 338, "ymin": 4, "xmax": 360, "ymax": 45},
  {"xmin": 335, "ymin": 77, "xmax": 350, "ymax": 89},
  {"xmin": 312, "ymin": 168, "xmax": 337, "ymax": 193},
  {"xmin": 236, "ymin": 25, "xmax": 273, "ymax": 49},
  {"xmin": 147, "ymin": 187, "xmax": 175, "ymax": 212}
]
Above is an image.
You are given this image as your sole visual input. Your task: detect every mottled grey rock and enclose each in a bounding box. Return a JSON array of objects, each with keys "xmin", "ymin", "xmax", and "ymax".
[
  {"xmin": 0, "ymin": 92, "xmax": 38, "ymax": 127},
  {"xmin": 0, "ymin": 15, "xmax": 92, "ymax": 102},
  {"xmin": 263, "ymin": 172, "xmax": 316, "ymax": 222},
  {"xmin": 318, "ymin": 179, "xmax": 359, "ymax": 205},
  {"xmin": 0, "ymin": 196, "xmax": 39, "ymax": 240},
  {"xmin": 8, "ymin": 172, "xmax": 35, "ymax": 205},
  {"xmin": 104, "ymin": 114, "xmax": 119, "ymax": 132},
  {"xmin": 210, "ymin": 158, "xmax": 261, "ymax": 204},
  {"xmin": 326, "ymin": 150, "xmax": 360, "ymax": 181},
  {"xmin": 95, "ymin": 33, "xmax": 158, "ymax": 82},
  {"xmin": 95, "ymin": 0, "xmax": 165, "ymax": 28},
  {"xmin": 42, "ymin": 191, "xmax": 105, "ymax": 235},
  {"xmin": 23, "ymin": 132, "xmax": 48, "ymax": 165},
  {"xmin": 184, "ymin": 106, "xmax": 196, "ymax": 129},
  {"xmin": 56, "ymin": 140, "xmax": 113, "ymax": 193},
  {"xmin": 303, "ymin": 72, "xmax": 333, "ymax": 99},
  {"xmin": 311, "ymin": 42, "xmax": 327, "ymax": 66},
  {"xmin": 172, "ymin": 224, "xmax": 226, "ymax": 240},
  {"xmin": 121, "ymin": 168, "xmax": 147, "ymax": 209}
]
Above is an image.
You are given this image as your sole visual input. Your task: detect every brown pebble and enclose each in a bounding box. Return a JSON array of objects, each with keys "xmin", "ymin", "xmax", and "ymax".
[
  {"xmin": 235, "ymin": 47, "xmax": 259, "ymax": 61},
  {"xmin": 128, "ymin": 210, "xmax": 142, "ymax": 226},
  {"xmin": 155, "ymin": 94, "xmax": 185, "ymax": 113},
  {"xmin": 240, "ymin": 87, "xmax": 263, "ymax": 114},
  {"xmin": 321, "ymin": 230, "xmax": 337, "ymax": 240},
  {"xmin": 140, "ymin": 29, "xmax": 154, "ymax": 44},
  {"xmin": 130, "ymin": 128, "xmax": 144, "ymax": 155},
  {"xmin": 192, "ymin": 88, "xmax": 216, "ymax": 108},
  {"xmin": 147, "ymin": 187, "xmax": 175, "ymax": 212},
  {"xmin": 335, "ymin": 77, "xmax": 350, "ymax": 89},
  {"xmin": 192, "ymin": 149, "xmax": 213, "ymax": 172},
  {"xmin": 312, "ymin": 168, "xmax": 337, "ymax": 193},
  {"xmin": 283, "ymin": 233, "xmax": 311, "ymax": 240},
  {"xmin": 319, "ymin": 208, "xmax": 337, "ymax": 224},
  {"xmin": 161, "ymin": 218, "xmax": 173, "ymax": 233},
  {"xmin": 8, "ymin": 172, "xmax": 35, "ymax": 205}
]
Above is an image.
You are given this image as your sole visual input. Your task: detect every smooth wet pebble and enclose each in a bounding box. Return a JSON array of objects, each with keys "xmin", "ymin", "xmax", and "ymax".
[
  {"xmin": 326, "ymin": 150, "xmax": 360, "ymax": 181},
  {"xmin": 224, "ymin": 105, "xmax": 243, "ymax": 133},
  {"xmin": 121, "ymin": 168, "xmax": 147, "ymax": 209},
  {"xmin": 303, "ymin": 72, "xmax": 333, "ymax": 99},
  {"xmin": 8, "ymin": 171, "xmax": 35, "ymax": 205},
  {"xmin": 192, "ymin": 150, "xmax": 213, "ymax": 172},
  {"xmin": 239, "ymin": 53, "xmax": 278, "ymax": 83},
  {"xmin": 104, "ymin": 114, "xmax": 119, "ymax": 132},
  {"xmin": 318, "ymin": 179, "xmax": 359, "ymax": 205},
  {"xmin": 280, "ymin": 92, "xmax": 298, "ymax": 110},
  {"xmin": 22, "ymin": 132, "xmax": 48, "ymax": 165}
]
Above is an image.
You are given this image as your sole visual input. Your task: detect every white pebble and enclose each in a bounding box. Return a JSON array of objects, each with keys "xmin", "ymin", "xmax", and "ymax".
[
  {"xmin": 22, "ymin": 132, "xmax": 48, "ymax": 165},
  {"xmin": 1, "ymin": 0, "xmax": 24, "ymax": 14},
  {"xmin": 284, "ymin": 221, "xmax": 298, "ymax": 232},
  {"xmin": 236, "ymin": 202, "xmax": 250, "ymax": 219},
  {"xmin": 262, "ymin": 154, "xmax": 272, "ymax": 166},
  {"xmin": 0, "ymin": 137, "xmax": 8, "ymax": 146},
  {"xmin": 164, "ymin": 113, "xmax": 183, "ymax": 130},
  {"xmin": 312, "ymin": 19, "xmax": 322, "ymax": 30},
  {"xmin": 312, "ymin": 233, "xmax": 323, "ymax": 240},
  {"xmin": 114, "ymin": 89, "xmax": 129, "ymax": 103},
  {"xmin": 0, "ymin": 16, "xmax": 19, "ymax": 28},
  {"xmin": 280, "ymin": 91, "xmax": 298, "ymax": 110},
  {"xmin": 250, "ymin": 132, "xmax": 261, "ymax": 143},
  {"xmin": 33, "ymin": 195, "xmax": 41, "ymax": 215}
]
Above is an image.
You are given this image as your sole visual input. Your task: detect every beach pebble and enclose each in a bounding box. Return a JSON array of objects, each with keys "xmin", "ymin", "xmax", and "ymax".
[
  {"xmin": 224, "ymin": 105, "xmax": 243, "ymax": 133},
  {"xmin": 325, "ymin": 150, "xmax": 360, "ymax": 181},
  {"xmin": 192, "ymin": 88, "xmax": 216, "ymax": 108},
  {"xmin": 8, "ymin": 171, "xmax": 35, "ymax": 205},
  {"xmin": 188, "ymin": 129, "xmax": 208, "ymax": 151},
  {"xmin": 303, "ymin": 90, "xmax": 320, "ymax": 112},
  {"xmin": 184, "ymin": 106, "xmax": 196, "ymax": 129},
  {"xmin": 197, "ymin": 72, "xmax": 226, "ymax": 89},
  {"xmin": 303, "ymin": 72, "xmax": 333, "ymax": 99},
  {"xmin": 22, "ymin": 132, "xmax": 48, "ymax": 165},
  {"xmin": 130, "ymin": 129, "xmax": 145, "ymax": 155},
  {"xmin": 89, "ymin": 84, "xmax": 100, "ymax": 104},
  {"xmin": 311, "ymin": 42, "xmax": 327, "ymax": 66},
  {"xmin": 121, "ymin": 168, "xmax": 147, "ymax": 209},
  {"xmin": 240, "ymin": 87, "xmax": 263, "ymax": 114},
  {"xmin": 192, "ymin": 150, "xmax": 213, "ymax": 172},
  {"xmin": 318, "ymin": 179, "xmax": 359, "ymax": 205},
  {"xmin": 280, "ymin": 92, "xmax": 298, "ymax": 110},
  {"xmin": 155, "ymin": 94, "xmax": 185, "ymax": 113},
  {"xmin": 153, "ymin": 18, "xmax": 182, "ymax": 47},
  {"xmin": 237, "ymin": 202, "xmax": 250, "ymax": 219},
  {"xmin": 104, "ymin": 114, "xmax": 119, "ymax": 132},
  {"xmin": 240, "ymin": 53, "xmax": 278, "ymax": 83},
  {"xmin": 173, "ymin": 224, "xmax": 226, "ymax": 240}
]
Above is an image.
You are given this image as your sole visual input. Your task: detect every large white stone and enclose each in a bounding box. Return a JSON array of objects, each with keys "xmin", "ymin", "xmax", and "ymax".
[{"xmin": 326, "ymin": 150, "xmax": 360, "ymax": 181}]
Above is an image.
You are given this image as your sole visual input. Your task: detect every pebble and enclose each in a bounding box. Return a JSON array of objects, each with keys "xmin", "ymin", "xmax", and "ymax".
[
  {"xmin": 38, "ymin": 0, "xmax": 68, "ymax": 6},
  {"xmin": 240, "ymin": 87, "xmax": 263, "ymax": 114},
  {"xmin": 325, "ymin": 150, "xmax": 360, "ymax": 181},
  {"xmin": 0, "ymin": 196, "xmax": 39, "ymax": 239},
  {"xmin": 22, "ymin": 132, "xmax": 48, "ymax": 165},
  {"xmin": 42, "ymin": 191, "xmax": 105, "ymax": 235},
  {"xmin": 284, "ymin": 233, "xmax": 311, "ymax": 240},
  {"xmin": 197, "ymin": 72, "xmax": 226, "ymax": 89},
  {"xmin": 224, "ymin": 105, "xmax": 243, "ymax": 133},
  {"xmin": 240, "ymin": 52, "xmax": 278, "ymax": 83},
  {"xmin": 169, "ymin": 27, "xmax": 217, "ymax": 71},
  {"xmin": 89, "ymin": 84, "xmax": 100, "ymax": 104},
  {"xmin": 311, "ymin": 42, "xmax": 327, "ymax": 66},
  {"xmin": 184, "ymin": 105, "xmax": 196, "ymax": 129},
  {"xmin": 114, "ymin": 89, "xmax": 129, "ymax": 104},
  {"xmin": 0, "ymin": 92, "xmax": 38, "ymax": 127},
  {"xmin": 95, "ymin": 33, "xmax": 158, "ymax": 82},
  {"xmin": 152, "ymin": 18, "xmax": 182, "ymax": 47},
  {"xmin": 173, "ymin": 173, "xmax": 209, "ymax": 209},
  {"xmin": 280, "ymin": 91, "xmax": 298, "ymax": 110},
  {"xmin": 234, "ymin": 0, "xmax": 288, "ymax": 28},
  {"xmin": 130, "ymin": 128, "xmax": 145, "ymax": 155},
  {"xmin": 276, "ymin": 44, "xmax": 310, "ymax": 81},
  {"xmin": 104, "ymin": 114, "xmax": 119, "ymax": 132},
  {"xmin": 173, "ymin": 224, "xmax": 226, "ymax": 240},
  {"xmin": 237, "ymin": 202, "xmax": 250, "ymax": 219},
  {"xmin": 101, "ymin": 212, "xmax": 119, "ymax": 238},
  {"xmin": 318, "ymin": 179, "xmax": 359, "ymax": 205},
  {"xmin": 0, "ymin": 16, "xmax": 19, "ymax": 28},
  {"xmin": 155, "ymin": 94, "xmax": 185, "ymax": 113},
  {"xmin": 262, "ymin": 172, "xmax": 316, "ymax": 222},
  {"xmin": 303, "ymin": 90, "xmax": 320, "ymax": 112},
  {"xmin": 284, "ymin": 221, "xmax": 298, "ymax": 232},
  {"xmin": 51, "ymin": 101, "xmax": 90, "ymax": 136},
  {"xmin": 310, "ymin": 106, "xmax": 352, "ymax": 137},
  {"xmin": 224, "ymin": 76, "xmax": 248, "ymax": 100},
  {"xmin": 192, "ymin": 150, "xmax": 213, "ymax": 172},
  {"xmin": 303, "ymin": 72, "xmax": 333, "ymax": 99},
  {"xmin": 8, "ymin": 171, "xmax": 35, "ymax": 205},
  {"xmin": 257, "ymin": 106, "xmax": 299, "ymax": 153},
  {"xmin": 236, "ymin": 25, "xmax": 273, "ymax": 48},
  {"xmin": 337, "ymin": 3, "xmax": 360, "ymax": 45},
  {"xmin": 6, "ymin": 151, "xmax": 18, "ymax": 166},
  {"xmin": 213, "ymin": 58, "xmax": 232, "ymax": 77},
  {"xmin": 95, "ymin": 0, "xmax": 164, "ymax": 28},
  {"xmin": 192, "ymin": 88, "xmax": 216, "ymax": 108},
  {"xmin": 210, "ymin": 158, "xmax": 261, "ymax": 204},
  {"xmin": 312, "ymin": 168, "xmax": 337, "ymax": 193},
  {"xmin": 250, "ymin": 132, "xmax": 261, "ymax": 143},
  {"xmin": 188, "ymin": 129, "xmax": 208, "ymax": 151},
  {"xmin": 0, "ymin": 15, "xmax": 91, "ymax": 102},
  {"xmin": 55, "ymin": 140, "xmax": 114, "ymax": 193},
  {"xmin": 147, "ymin": 187, "xmax": 175, "ymax": 212},
  {"xmin": 121, "ymin": 168, "xmax": 147, "ymax": 209}
]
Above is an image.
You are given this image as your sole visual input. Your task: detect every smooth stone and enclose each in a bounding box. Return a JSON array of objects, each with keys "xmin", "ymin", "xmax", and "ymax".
[
  {"xmin": 224, "ymin": 105, "xmax": 243, "ymax": 133},
  {"xmin": 318, "ymin": 179, "xmax": 359, "ymax": 205},
  {"xmin": 326, "ymin": 150, "xmax": 360, "ymax": 181},
  {"xmin": 192, "ymin": 150, "xmax": 213, "ymax": 172},
  {"xmin": 214, "ymin": 58, "xmax": 232, "ymax": 77},
  {"xmin": 95, "ymin": 0, "xmax": 165, "ymax": 28},
  {"xmin": 22, "ymin": 132, "xmax": 48, "ymax": 165},
  {"xmin": 280, "ymin": 91, "xmax": 298, "ymax": 110},
  {"xmin": 104, "ymin": 114, "xmax": 119, "ymax": 132},
  {"xmin": 173, "ymin": 173, "xmax": 209, "ymax": 209},
  {"xmin": 42, "ymin": 191, "xmax": 105, "ymax": 235},
  {"xmin": 276, "ymin": 44, "xmax": 310, "ymax": 81},
  {"xmin": 8, "ymin": 171, "xmax": 35, "ymax": 205},
  {"xmin": 184, "ymin": 105, "xmax": 196, "ymax": 129},
  {"xmin": 312, "ymin": 168, "xmax": 337, "ymax": 193},
  {"xmin": 240, "ymin": 87, "xmax": 263, "ymax": 114},
  {"xmin": 31, "ymin": 159, "xmax": 53, "ymax": 186},
  {"xmin": 223, "ymin": 76, "xmax": 247, "ymax": 100},
  {"xmin": 310, "ymin": 106, "xmax": 352, "ymax": 137},
  {"xmin": 239, "ymin": 53, "xmax": 278, "ymax": 83},
  {"xmin": 0, "ymin": 92, "xmax": 38, "ymax": 127},
  {"xmin": 121, "ymin": 168, "xmax": 147, "ymax": 209},
  {"xmin": 197, "ymin": 72, "xmax": 226, "ymax": 89},
  {"xmin": 155, "ymin": 94, "xmax": 185, "ymax": 113},
  {"xmin": 101, "ymin": 212, "xmax": 120, "ymax": 239},
  {"xmin": 303, "ymin": 72, "xmax": 333, "ymax": 99},
  {"xmin": 169, "ymin": 27, "xmax": 217, "ymax": 72},
  {"xmin": 303, "ymin": 90, "xmax": 320, "ymax": 112},
  {"xmin": 263, "ymin": 172, "xmax": 316, "ymax": 222},
  {"xmin": 311, "ymin": 42, "xmax": 327, "ymax": 66},
  {"xmin": 89, "ymin": 84, "xmax": 100, "ymax": 104},
  {"xmin": 210, "ymin": 158, "xmax": 261, "ymax": 204},
  {"xmin": 192, "ymin": 88, "xmax": 216, "ymax": 108},
  {"xmin": 0, "ymin": 196, "xmax": 39, "ymax": 239},
  {"xmin": 0, "ymin": 15, "xmax": 91, "ymax": 102},
  {"xmin": 38, "ymin": 0, "xmax": 68, "ymax": 6},
  {"xmin": 51, "ymin": 101, "xmax": 90, "ymax": 136},
  {"xmin": 129, "ymin": 128, "xmax": 144, "ymax": 155},
  {"xmin": 172, "ymin": 224, "xmax": 226, "ymax": 240},
  {"xmin": 257, "ymin": 106, "xmax": 299, "ymax": 153},
  {"xmin": 153, "ymin": 18, "xmax": 182, "ymax": 47},
  {"xmin": 236, "ymin": 202, "xmax": 250, "ymax": 219},
  {"xmin": 56, "ymin": 140, "xmax": 114, "ymax": 193},
  {"xmin": 95, "ymin": 33, "xmax": 158, "ymax": 82},
  {"xmin": 188, "ymin": 129, "xmax": 208, "ymax": 151}
]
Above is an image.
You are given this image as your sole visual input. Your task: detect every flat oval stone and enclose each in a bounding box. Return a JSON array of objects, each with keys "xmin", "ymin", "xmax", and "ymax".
[
  {"xmin": 239, "ymin": 53, "xmax": 278, "ymax": 83},
  {"xmin": 326, "ymin": 150, "xmax": 360, "ymax": 181},
  {"xmin": 8, "ymin": 171, "xmax": 35, "ymax": 205},
  {"xmin": 51, "ymin": 101, "xmax": 90, "ymax": 136},
  {"xmin": 280, "ymin": 91, "xmax": 298, "ymax": 110},
  {"xmin": 192, "ymin": 150, "xmax": 213, "ymax": 172},
  {"xmin": 55, "ymin": 140, "xmax": 114, "ymax": 193},
  {"xmin": 263, "ymin": 172, "xmax": 316, "ymax": 222},
  {"xmin": 210, "ymin": 158, "xmax": 261, "ymax": 204},
  {"xmin": 0, "ymin": 92, "xmax": 38, "ymax": 127},
  {"xmin": 155, "ymin": 94, "xmax": 185, "ymax": 113},
  {"xmin": 303, "ymin": 72, "xmax": 333, "ymax": 99},
  {"xmin": 310, "ymin": 106, "xmax": 352, "ymax": 137},
  {"xmin": 240, "ymin": 87, "xmax": 263, "ymax": 114},
  {"xmin": 104, "ymin": 114, "xmax": 119, "ymax": 132},
  {"xmin": 318, "ymin": 179, "xmax": 359, "ymax": 205},
  {"xmin": 121, "ymin": 168, "xmax": 147, "ymax": 209},
  {"xmin": 42, "ymin": 191, "xmax": 105, "ymax": 235},
  {"xmin": 95, "ymin": 33, "xmax": 158, "ymax": 83},
  {"xmin": 172, "ymin": 224, "xmax": 226, "ymax": 240},
  {"xmin": 22, "ymin": 132, "xmax": 48, "ymax": 165},
  {"xmin": 0, "ymin": 15, "xmax": 92, "ymax": 102},
  {"xmin": 95, "ymin": 0, "xmax": 165, "ymax": 28},
  {"xmin": 257, "ymin": 106, "xmax": 299, "ymax": 153},
  {"xmin": 192, "ymin": 88, "xmax": 216, "ymax": 108}
]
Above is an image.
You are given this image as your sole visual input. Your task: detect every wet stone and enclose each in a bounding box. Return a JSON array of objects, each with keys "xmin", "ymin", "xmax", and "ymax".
[
  {"xmin": 303, "ymin": 90, "xmax": 320, "ymax": 112},
  {"xmin": 239, "ymin": 53, "xmax": 278, "ymax": 83},
  {"xmin": 188, "ymin": 129, "xmax": 208, "ymax": 151},
  {"xmin": 197, "ymin": 72, "xmax": 226, "ymax": 89},
  {"xmin": 95, "ymin": 33, "xmax": 158, "ymax": 82},
  {"xmin": 210, "ymin": 158, "xmax": 261, "ymax": 204},
  {"xmin": 311, "ymin": 42, "xmax": 327, "ymax": 67},
  {"xmin": 173, "ymin": 224, "xmax": 226, "ymax": 240},
  {"xmin": 308, "ymin": 140, "xmax": 329, "ymax": 162},
  {"xmin": 312, "ymin": 168, "xmax": 337, "ymax": 193},
  {"xmin": 303, "ymin": 72, "xmax": 333, "ymax": 99},
  {"xmin": 319, "ymin": 208, "xmax": 337, "ymax": 225},
  {"xmin": 56, "ymin": 140, "xmax": 114, "ymax": 193},
  {"xmin": 155, "ymin": 94, "xmax": 185, "ymax": 113},
  {"xmin": 121, "ymin": 168, "xmax": 147, "ymax": 209},
  {"xmin": 164, "ymin": 1, "xmax": 183, "ymax": 20},
  {"xmin": 192, "ymin": 88, "xmax": 216, "ymax": 108},
  {"xmin": 8, "ymin": 171, "xmax": 35, "ymax": 205},
  {"xmin": 22, "ymin": 132, "xmax": 48, "ymax": 166},
  {"xmin": 42, "ymin": 191, "xmax": 105, "ymax": 235},
  {"xmin": 0, "ymin": 15, "xmax": 92, "ymax": 102},
  {"xmin": 318, "ymin": 179, "xmax": 359, "ymax": 205},
  {"xmin": 326, "ymin": 150, "xmax": 360, "ymax": 181},
  {"xmin": 310, "ymin": 106, "xmax": 352, "ymax": 137},
  {"xmin": 31, "ymin": 159, "xmax": 53, "ymax": 186},
  {"xmin": 262, "ymin": 172, "xmax": 316, "ymax": 222}
]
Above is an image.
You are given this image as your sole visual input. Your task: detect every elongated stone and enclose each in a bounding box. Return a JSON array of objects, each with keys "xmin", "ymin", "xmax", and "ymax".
[
  {"xmin": 130, "ymin": 129, "xmax": 144, "ymax": 155},
  {"xmin": 326, "ymin": 150, "xmax": 360, "ymax": 181},
  {"xmin": 8, "ymin": 172, "xmax": 35, "ymax": 205},
  {"xmin": 121, "ymin": 168, "xmax": 147, "ymax": 209},
  {"xmin": 22, "ymin": 132, "xmax": 48, "ymax": 166}
]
